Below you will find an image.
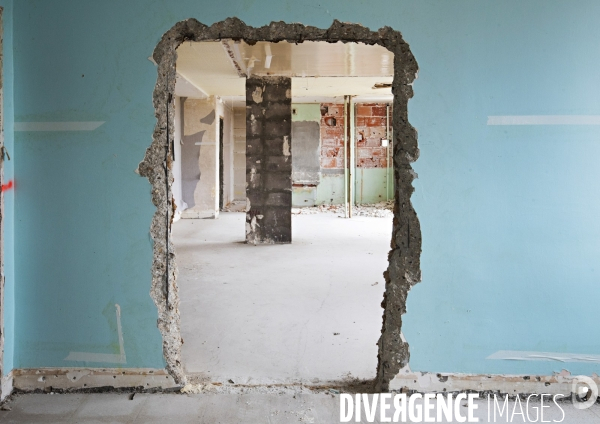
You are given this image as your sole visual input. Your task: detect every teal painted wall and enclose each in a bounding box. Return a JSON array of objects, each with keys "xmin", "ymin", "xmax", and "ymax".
[
  {"xmin": 1, "ymin": 0, "xmax": 14, "ymax": 375},
  {"xmin": 11, "ymin": 0, "xmax": 600, "ymax": 376}
]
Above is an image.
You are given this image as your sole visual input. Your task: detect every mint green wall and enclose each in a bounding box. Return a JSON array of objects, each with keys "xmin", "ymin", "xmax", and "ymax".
[
  {"xmin": 292, "ymin": 104, "xmax": 321, "ymax": 122},
  {"xmin": 292, "ymin": 186, "xmax": 317, "ymax": 207},
  {"xmin": 316, "ymin": 174, "xmax": 344, "ymax": 205},
  {"xmin": 291, "ymin": 103, "xmax": 321, "ymax": 207},
  {"xmin": 11, "ymin": 0, "xmax": 600, "ymax": 376},
  {"xmin": 355, "ymin": 168, "xmax": 390, "ymax": 204}
]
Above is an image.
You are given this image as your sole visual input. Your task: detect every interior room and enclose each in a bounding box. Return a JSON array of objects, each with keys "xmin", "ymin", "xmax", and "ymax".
[{"xmin": 171, "ymin": 40, "xmax": 396, "ymax": 384}]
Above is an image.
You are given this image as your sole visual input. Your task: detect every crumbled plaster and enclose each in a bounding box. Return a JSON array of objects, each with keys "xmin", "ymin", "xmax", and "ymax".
[
  {"xmin": 12, "ymin": 368, "xmax": 178, "ymax": 392},
  {"xmin": 138, "ymin": 18, "xmax": 419, "ymax": 390},
  {"xmin": 390, "ymin": 368, "xmax": 600, "ymax": 397}
]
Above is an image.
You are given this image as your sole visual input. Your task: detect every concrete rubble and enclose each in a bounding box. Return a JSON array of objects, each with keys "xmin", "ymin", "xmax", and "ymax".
[{"xmin": 292, "ymin": 200, "xmax": 394, "ymax": 218}]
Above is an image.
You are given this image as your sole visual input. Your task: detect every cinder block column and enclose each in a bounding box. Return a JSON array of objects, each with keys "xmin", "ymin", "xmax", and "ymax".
[{"xmin": 245, "ymin": 76, "xmax": 292, "ymax": 244}]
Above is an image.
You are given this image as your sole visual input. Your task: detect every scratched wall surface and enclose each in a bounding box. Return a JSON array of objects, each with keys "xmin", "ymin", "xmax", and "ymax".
[
  {"xmin": 181, "ymin": 97, "xmax": 218, "ymax": 218},
  {"xmin": 9, "ymin": 0, "xmax": 600, "ymax": 376},
  {"xmin": 1, "ymin": 0, "xmax": 14, "ymax": 376}
]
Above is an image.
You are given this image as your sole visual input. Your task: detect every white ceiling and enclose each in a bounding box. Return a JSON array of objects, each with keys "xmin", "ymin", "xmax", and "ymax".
[{"xmin": 175, "ymin": 41, "xmax": 394, "ymax": 101}]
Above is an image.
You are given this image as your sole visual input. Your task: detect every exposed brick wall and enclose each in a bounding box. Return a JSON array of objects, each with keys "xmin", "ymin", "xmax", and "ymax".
[
  {"xmin": 319, "ymin": 103, "xmax": 391, "ymax": 169},
  {"xmin": 319, "ymin": 103, "xmax": 345, "ymax": 169},
  {"xmin": 356, "ymin": 103, "xmax": 391, "ymax": 168}
]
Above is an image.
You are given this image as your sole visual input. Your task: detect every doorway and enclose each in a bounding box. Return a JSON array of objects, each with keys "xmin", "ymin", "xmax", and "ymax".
[{"xmin": 139, "ymin": 19, "xmax": 421, "ymax": 391}]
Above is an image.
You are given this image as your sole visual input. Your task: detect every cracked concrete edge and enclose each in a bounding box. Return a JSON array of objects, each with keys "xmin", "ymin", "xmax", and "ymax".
[
  {"xmin": 11, "ymin": 368, "xmax": 179, "ymax": 392},
  {"xmin": 391, "ymin": 369, "xmax": 600, "ymax": 397},
  {"xmin": 139, "ymin": 17, "xmax": 420, "ymax": 390},
  {"xmin": 376, "ymin": 81, "xmax": 421, "ymax": 391}
]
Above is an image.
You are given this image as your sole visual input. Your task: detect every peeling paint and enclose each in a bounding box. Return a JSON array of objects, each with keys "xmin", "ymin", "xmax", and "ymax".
[
  {"xmin": 245, "ymin": 76, "xmax": 292, "ymax": 244},
  {"xmin": 251, "ymin": 87, "xmax": 263, "ymax": 103},
  {"xmin": 64, "ymin": 304, "xmax": 126, "ymax": 364},
  {"xmin": 283, "ymin": 135, "xmax": 290, "ymax": 157},
  {"xmin": 13, "ymin": 368, "xmax": 178, "ymax": 392},
  {"xmin": 390, "ymin": 369, "xmax": 600, "ymax": 396},
  {"xmin": 487, "ymin": 350, "xmax": 600, "ymax": 363}
]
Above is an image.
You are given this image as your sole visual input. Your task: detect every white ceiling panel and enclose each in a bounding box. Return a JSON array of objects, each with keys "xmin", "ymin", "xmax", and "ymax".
[{"xmin": 176, "ymin": 40, "xmax": 394, "ymax": 99}]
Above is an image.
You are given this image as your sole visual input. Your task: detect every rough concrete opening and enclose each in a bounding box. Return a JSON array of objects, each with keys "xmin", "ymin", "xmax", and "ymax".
[{"xmin": 138, "ymin": 18, "xmax": 420, "ymax": 391}]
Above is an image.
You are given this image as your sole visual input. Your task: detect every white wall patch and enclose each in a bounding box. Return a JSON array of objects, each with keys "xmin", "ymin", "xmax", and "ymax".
[
  {"xmin": 487, "ymin": 115, "xmax": 600, "ymax": 125},
  {"xmin": 64, "ymin": 304, "xmax": 126, "ymax": 364},
  {"xmin": 15, "ymin": 121, "xmax": 105, "ymax": 131},
  {"xmin": 487, "ymin": 350, "xmax": 600, "ymax": 363}
]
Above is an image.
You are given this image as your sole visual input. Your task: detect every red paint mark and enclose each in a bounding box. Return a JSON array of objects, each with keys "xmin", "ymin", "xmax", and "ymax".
[{"xmin": 1, "ymin": 180, "xmax": 13, "ymax": 192}]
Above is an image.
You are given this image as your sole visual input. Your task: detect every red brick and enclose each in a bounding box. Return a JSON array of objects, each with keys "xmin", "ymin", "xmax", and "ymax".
[
  {"xmin": 335, "ymin": 157, "xmax": 345, "ymax": 168},
  {"xmin": 357, "ymin": 148, "xmax": 372, "ymax": 159},
  {"xmin": 366, "ymin": 117, "xmax": 386, "ymax": 127},
  {"xmin": 365, "ymin": 138, "xmax": 381, "ymax": 147},
  {"xmin": 356, "ymin": 117, "xmax": 366, "ymax": 127},
  {"xmin": 321, "ymin": 138, "xmax": 337, "ymax": 147},
  {"xmin": 322, "ymin": 104, "xmax": 343, "ymax": 117},
  {"xmin": 321, "ymin": 157, "xmax": 337, "ymax": 168},
  {"xmin": 372, "ymin": 106, "xmax": 387, "ymax": 117},
  {"xmin": 371, "ymin": 147, "xmax": 386, "ymax": 157},
  {"xmin": 357, "ymin": 106, "xmax": 372, "ymax": 117},
  {"xmin": 379, "ymin": 157, "xmax": 388, "ymax": 168},
  {"xmin": 357, "ymin": 158, "xmax": 377, "ymax": 168},
  {"xmin": 322, "ymin": 147, "xmax": 340, "ymax": 158},
  {"xmin": 323, "ymin": 127, "xmax": 343, "ymax": 139},
  {"xmin": 368, "ymin": 128, "xmax": 387, "ymax": 139}
]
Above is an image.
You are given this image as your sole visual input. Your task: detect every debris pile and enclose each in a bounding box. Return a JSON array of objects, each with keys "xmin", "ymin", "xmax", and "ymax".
[{"xmin": 292, "ymin": 200, "xmax": 393, "ymax": 218}]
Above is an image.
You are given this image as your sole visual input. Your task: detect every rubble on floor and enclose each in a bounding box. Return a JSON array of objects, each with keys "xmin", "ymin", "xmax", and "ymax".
[{"xmin": 292, "ymin": 200, "xmax": 393, "ymax": 218}]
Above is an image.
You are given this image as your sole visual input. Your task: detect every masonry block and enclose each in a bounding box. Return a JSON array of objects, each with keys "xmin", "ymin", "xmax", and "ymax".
[{"xmin": 246, "ymin": 76, "xmax": 292, "ymax": 244}]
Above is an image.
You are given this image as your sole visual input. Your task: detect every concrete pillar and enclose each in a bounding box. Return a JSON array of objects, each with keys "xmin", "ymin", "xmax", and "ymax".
[{"xmin": 245, "ymin": 77, "xmax": 292, "ymax": 244}]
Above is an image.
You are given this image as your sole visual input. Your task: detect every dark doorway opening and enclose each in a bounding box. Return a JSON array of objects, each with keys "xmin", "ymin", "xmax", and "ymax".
[{"xmin": 219, "ymin": 116, "xmax": 224, "ymax": 211}]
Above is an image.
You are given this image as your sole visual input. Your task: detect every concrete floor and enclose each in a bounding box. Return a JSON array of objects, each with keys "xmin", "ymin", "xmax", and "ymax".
[
  {"xmin": 172, "ymin": 212, "xmax": 390, "ymax": 384},
  {"xmin": 1, "ymin": 393, "xmax": 599, "ymax": 423}
]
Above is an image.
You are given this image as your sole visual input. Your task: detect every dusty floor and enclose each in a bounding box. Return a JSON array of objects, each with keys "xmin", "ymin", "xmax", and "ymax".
[
  {"xmin": 172, "ymin": 212, "xmax": 390, "ymax": 384},
  {"xmin": 1, "ymin": 393, "xmax": 599, "ymax": 423}
]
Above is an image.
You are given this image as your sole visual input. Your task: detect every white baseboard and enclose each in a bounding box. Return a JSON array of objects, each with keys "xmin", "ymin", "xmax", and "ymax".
[
  {"xmin": 12, "ymin": 368, "xmax": 179, "ymax": 392},
  {"xmin": 391, "ymin": 367, "xmax": 600, "ymax": 395},
  {"xmin": 1, "ymin": 372, "xmax": 13, "ymax": 400}
]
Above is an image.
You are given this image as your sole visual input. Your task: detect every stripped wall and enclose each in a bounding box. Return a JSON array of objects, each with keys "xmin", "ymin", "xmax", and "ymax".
[
  {"xmin": 181, "ymin": 97, "xmax": 219, "ymax": 218},
  {"xmin": 232, "ymin": 107, "xmax": 246, "ymax": 204},
  {"xmin": 217, "ymin": 99, "xmax": 234, "ymax": 208},
  {"xmin": 291, "ymin": 104, "xmax": 321, "ymax": 207},
  {"xmin": 7, "ymin": 0, "xmax": 600, "ymax": 386},
  {"xmin": 355, "ymin": 103, "xmax": 393, "ymax": 204},
  {"xmin": 295, "ymin": 102, "xmax": 393, "ymax": 206}
]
